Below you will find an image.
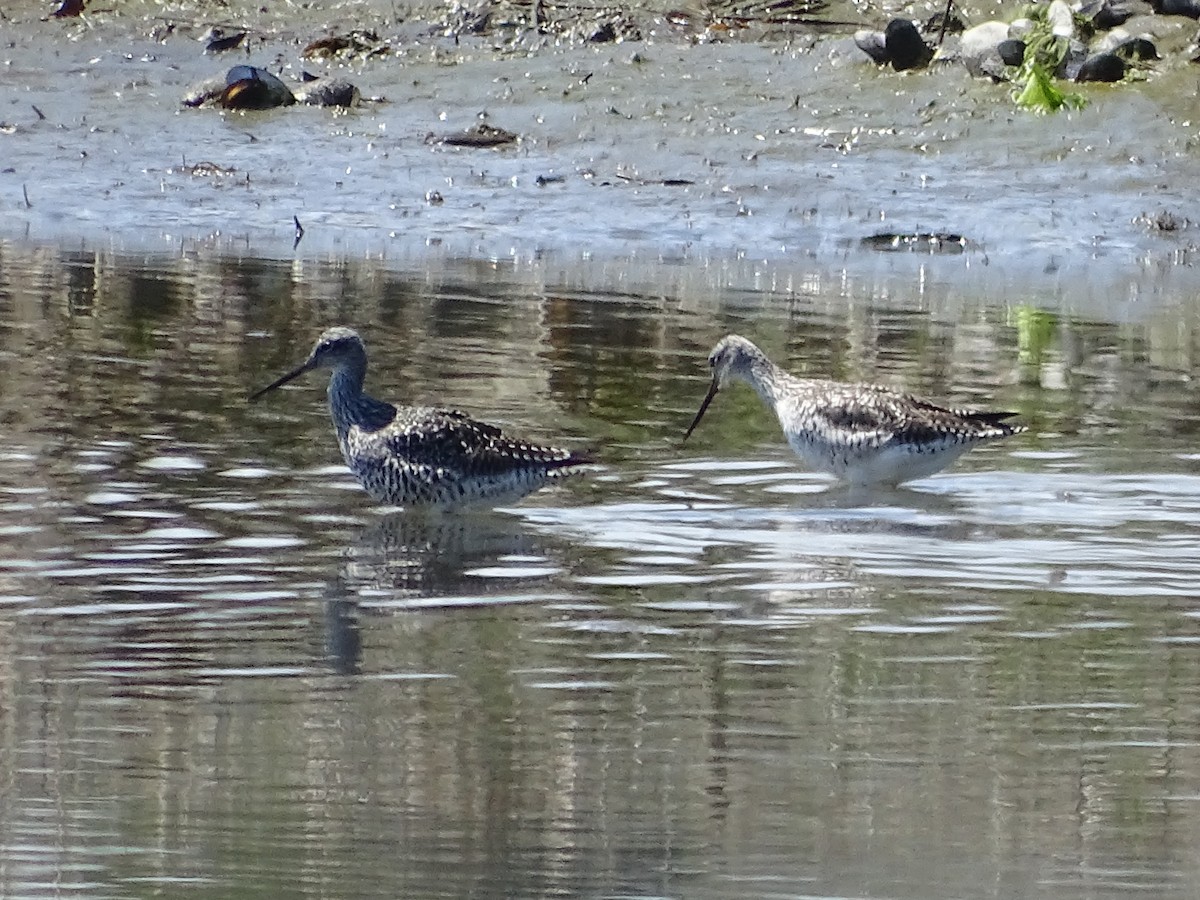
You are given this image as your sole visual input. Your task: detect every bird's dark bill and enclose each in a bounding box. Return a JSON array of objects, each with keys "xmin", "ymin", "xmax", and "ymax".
[
  {"xmin": 248, "ymin": 361, "xmax": 309, "ymax": 401},
  {"xmin": 682, "ymin": 379, "xmax": 719, "ymax": 442}
]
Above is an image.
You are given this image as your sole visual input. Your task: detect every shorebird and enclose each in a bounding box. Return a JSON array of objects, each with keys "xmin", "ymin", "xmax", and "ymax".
[
  {"xmin": 682, "ymin": 334, "xmax": 1025, "ymax": 486},
  {"xmin": 249, "ymin": 327, "xmax": 591, "ymax": 508}
]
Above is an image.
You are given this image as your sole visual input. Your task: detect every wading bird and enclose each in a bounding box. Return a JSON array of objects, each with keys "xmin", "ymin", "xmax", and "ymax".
[
  {"xmin": 250, "ymin": 327, "xmax": 591, "ymax": 508},
  {"xmin": 683, "ymin": 334, "xmax": 1025, "ymax": 486}
]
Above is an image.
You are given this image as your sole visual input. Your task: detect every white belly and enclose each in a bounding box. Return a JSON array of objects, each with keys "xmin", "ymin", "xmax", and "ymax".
[{"xmin": 788, "ymin": 434, "xmax": 971, "ymax": 486}]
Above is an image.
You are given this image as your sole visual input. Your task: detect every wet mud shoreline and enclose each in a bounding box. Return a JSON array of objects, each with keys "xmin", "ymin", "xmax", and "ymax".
[{"xmin": 2, "ymin": 0, "xmax": 1199, "ymax": 298}]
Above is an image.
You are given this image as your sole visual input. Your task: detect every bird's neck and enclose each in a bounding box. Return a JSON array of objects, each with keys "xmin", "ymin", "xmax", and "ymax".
[
  {"xmin": 328, "ymin": 365, "xmax": 396, "ymax": 439},
  {"xmin": 738, "ymin": 355, "xmax": 788, "ymax": 406}
]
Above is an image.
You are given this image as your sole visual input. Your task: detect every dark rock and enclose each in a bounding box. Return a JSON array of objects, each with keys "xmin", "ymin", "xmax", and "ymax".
[
  {"xmin": 997, "ymin": 39, "xmax": 1027, "ymax": 65},
  {"xmin": 1075, "ymin": 51, "xmax": 1127, "ymax": 81},
  {"xmin": 299, "ymin": 78, "xmax": 360, "ymax": 108},
  {"xmin": 1078, "ymin": 0, "xmax": 1136, "ymax": 27},
  {"xmin": 1113, "ymin": 36, "xmax": 1159, "ymax": 59},
  {"xmin": 439, "ymin": 123, "xmax": 519, "ymax": 148},
  {"xmin": 204, "ymin": 29, "xmax": 247, "ymax": 53},
  {"xmin": 51, "ymin": 0, "xmax": 84, "ymax": 17},
  {"xmin": 1150, "ymin": 0, "xmax": 1200, "ymax": 17},
  {"xmin": 219, "ymin": 66, "xmax": 296, "ymax": 109},
  {"xmin": 884, "ymin": 18, "xmax": 933, "ymax": 70},
  {"xmin": 855, "ymin": 18, "xmax": 932, "ymax": 70},
  {"xmin": 587, "ymin": 21, "xmax": 617, "ymax": 42}
]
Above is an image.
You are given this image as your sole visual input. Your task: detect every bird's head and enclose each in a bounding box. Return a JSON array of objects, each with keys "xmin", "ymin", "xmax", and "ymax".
[
  {"xmin": 682, "ymin": 334, "xmax": 766, "ymax": 443},
  {"xmin": 249, "ymin": 326, "xmax": 366, "ymax": 401}
]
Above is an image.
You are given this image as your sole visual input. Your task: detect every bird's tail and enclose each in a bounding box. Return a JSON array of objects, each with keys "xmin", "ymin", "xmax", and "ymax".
[
  {"xmin": 550, "ymin": 448, "xmax": 598, "ymax": 470},
  {"xmin": 970, "ymin": 411, "xmax": 1027, "ymax": 436}
]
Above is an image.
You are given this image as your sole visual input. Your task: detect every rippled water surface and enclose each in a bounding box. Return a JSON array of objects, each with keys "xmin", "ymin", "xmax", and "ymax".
[{"xmin": 3, "ymin": 242, "xmax": 1200, "ymax": 898}]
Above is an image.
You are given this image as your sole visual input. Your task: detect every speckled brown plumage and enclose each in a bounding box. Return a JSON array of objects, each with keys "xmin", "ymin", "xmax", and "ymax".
[
  {"xmin": 250, "ymin": 327, "xmax": 591, "ymax": 508},
  {"xmin": 683, "ymin": 334, "xmax": 1026, "ymax": 486}
]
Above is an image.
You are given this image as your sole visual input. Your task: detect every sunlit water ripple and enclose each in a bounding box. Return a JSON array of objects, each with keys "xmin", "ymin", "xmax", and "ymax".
[{"xmin": 2, "ymin": 245, "xmax": 1200, "ymax": 898}]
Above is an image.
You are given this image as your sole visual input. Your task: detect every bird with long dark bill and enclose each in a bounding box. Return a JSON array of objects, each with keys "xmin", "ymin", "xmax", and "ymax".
[
  {"xmin": 682, "ymin": 334, "xmax": 1025, "ymax": 486},
  {"xmin": 250, "ymin": 327, "xmax": 592, "ymax": 508}
]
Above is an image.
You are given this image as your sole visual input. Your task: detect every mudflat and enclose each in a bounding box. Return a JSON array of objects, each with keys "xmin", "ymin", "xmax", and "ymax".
[{"xmin": 2, "ymin": 0, "xmax": 1198, "ymax": 294}]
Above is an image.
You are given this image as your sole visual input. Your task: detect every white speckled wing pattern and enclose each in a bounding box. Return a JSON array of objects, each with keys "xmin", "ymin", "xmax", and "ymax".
[{"xmin": 341, "ymin": 406, "xmax": 591, "ymax": 507}]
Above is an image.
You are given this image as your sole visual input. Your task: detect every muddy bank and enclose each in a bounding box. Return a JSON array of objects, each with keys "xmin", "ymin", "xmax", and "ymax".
[{"xmin": 2, "ymin": 0, "xmax": 1199, "ymax": 297}]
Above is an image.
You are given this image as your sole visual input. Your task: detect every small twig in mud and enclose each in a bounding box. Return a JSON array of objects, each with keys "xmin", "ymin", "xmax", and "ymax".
[
  {"xmin": 293, "ymin": 216, "xmax": 305, "ymax": 249},
  {"xmin": 23, "ymin": 184, "xmax": 32, "ymax": 208},
  {"xmin": 31, "ymin": 104, "xmax": 46, "ymax": 121},
  {"xmin": 937, "ymin": 0, "xmax": 953, "ymax": 46}
]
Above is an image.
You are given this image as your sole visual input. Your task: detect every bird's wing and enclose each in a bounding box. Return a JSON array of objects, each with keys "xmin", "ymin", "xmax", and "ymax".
[
  {"xmin": 784, "ymin": 383, "xmax": 1018, "ymax": 448},
  {"xmin": 360, "ymin": 407, "xmax": 583, "ymax": 478}
]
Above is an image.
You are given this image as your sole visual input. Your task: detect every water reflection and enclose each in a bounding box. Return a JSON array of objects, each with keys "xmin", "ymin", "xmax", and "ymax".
[
  {"xmin": 324, "ymin": 510, "xmax": 567, "ymax": 674},
  {"xmin": 4, "ymin": 242, "xmax": 1200, "ymax": 898}
]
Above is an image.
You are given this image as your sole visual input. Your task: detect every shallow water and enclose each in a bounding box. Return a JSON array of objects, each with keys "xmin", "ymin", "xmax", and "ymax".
[
  {"xmin": 2, "ymin": 243, "xmax": 1200, "ymax": 898},
  {"xmin": 5, "ymin": 0, "xmax": 1200, "ymax": 894}
]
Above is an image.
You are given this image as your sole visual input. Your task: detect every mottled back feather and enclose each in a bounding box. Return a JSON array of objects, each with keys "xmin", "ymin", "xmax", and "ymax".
[
  {"xmin": 340, "ymin": 402, "xmax": 591, "ymax": 506},
  {"xmin": 789, "ymin": 382, "xmax": 1024, "ymax": 451},
  {"xmin": 364, "ymin": 406, "xmax": 591, "ymax": 476}
]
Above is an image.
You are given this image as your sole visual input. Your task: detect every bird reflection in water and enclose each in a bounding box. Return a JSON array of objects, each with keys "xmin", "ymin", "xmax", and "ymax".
[{"xmin": 322, "ymin": 510, "xmax": 556, "ymax": 674}]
